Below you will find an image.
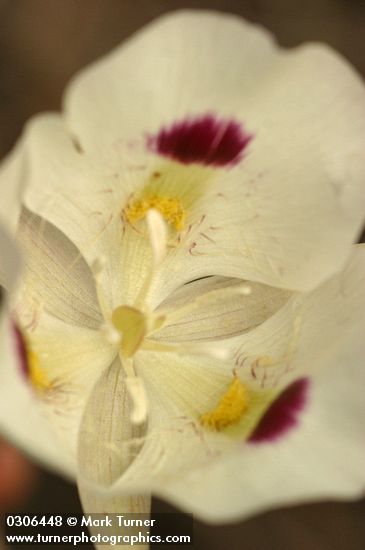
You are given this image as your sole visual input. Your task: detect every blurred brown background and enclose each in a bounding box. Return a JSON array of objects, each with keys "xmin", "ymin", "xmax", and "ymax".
[{"xmin": 1, "ymin": 1, "xmax": 365, "ymax": 549}]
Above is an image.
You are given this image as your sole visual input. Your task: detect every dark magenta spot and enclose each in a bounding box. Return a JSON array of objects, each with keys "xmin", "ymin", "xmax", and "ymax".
[
  {"xmin": 148, "ymin": 114, "xmax": 252, "ymax": 167},
  {"xmin": 248, "ymin": 378, "xmax": 309, "ymax": 444},
  {"xmin": 12, "ymin": 323, "xmax": 28, "ymax": 378}
]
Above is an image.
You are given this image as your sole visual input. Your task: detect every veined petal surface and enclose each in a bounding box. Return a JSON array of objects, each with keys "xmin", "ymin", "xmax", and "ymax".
[
  {"xmin": 154, "ymin": 276, "xmax": 291, "ymax": 342},
  {"xmin": 16, "ymin": 208, "xmax": 102, "ymax": 329},
  {"xmin": 87, "ymin": 247, "xmax": 365, "ymax": 521},
  {"xmin": 64, "ymin": 11, "xmax": 365, "ymax": 292},
  {"xmin": 22, "ymin": 313, "xmax": 117, "ymax": 457},
  {"xmin": 159, "ymin": 246, "xmax": 365, "ymax": 519},
  {"xmin": 21, "ymin": 115, "xmax": 165, "ymax": 309},
  {"xmin": 0, "ymin": 225, "xmax": 74, "ymax": 476},
  {"xmin": 77, "ymin": 359, "xmax": 150, "ymax": 549},
  {"xmin": 0, "ymin": 314, "xmax": 75, "ymax": 477}
]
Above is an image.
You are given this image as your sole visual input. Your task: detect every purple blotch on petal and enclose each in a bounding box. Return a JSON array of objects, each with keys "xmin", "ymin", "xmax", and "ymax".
[
  {"xmin": 248, "ymin": 378, "xmax": 309, "ymax": 444},
  {"xmin": 12, "ymin": 323, "xmax": 28, "ymax": 378},
  {"xmin": 148, "ymin": 114, "xmax": 253, "ymax": 167}
]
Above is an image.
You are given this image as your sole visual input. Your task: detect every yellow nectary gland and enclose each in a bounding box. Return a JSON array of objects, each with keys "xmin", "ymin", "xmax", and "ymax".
[
  {"xmin": 200, "ymin": 378, "xmax": 249, "ymax": 431},
  {"xmin": 28, "ymin": 349, "xmax": 50, "ymax": 392},
  {"xmin": 125, "ymin": 195, "xmax": 186, "ymax": 231}
]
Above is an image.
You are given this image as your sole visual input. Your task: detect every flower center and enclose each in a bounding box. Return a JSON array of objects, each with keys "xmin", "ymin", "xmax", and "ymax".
[
  {"xmin": 111, "ymin": 304, "xmax": 165, "ymax": 359},
  {"xmin": 125, "ymin": 195, "xmax": 186, "ymax": 231},
  {"xmin": 111, "ymin": 305, "xmax": 148, "ymax": 358}
]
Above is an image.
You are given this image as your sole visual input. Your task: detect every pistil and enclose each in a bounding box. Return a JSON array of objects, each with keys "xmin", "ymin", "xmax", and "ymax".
[{"xmin": 112, "ymin": 306, "xmax": 147, "ymax": 358}]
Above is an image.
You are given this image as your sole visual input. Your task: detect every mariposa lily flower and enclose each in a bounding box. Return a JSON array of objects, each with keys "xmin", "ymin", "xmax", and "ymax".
[{"xmin": 1, "ymin": 10, "xmax": 365, "ymax": 542}]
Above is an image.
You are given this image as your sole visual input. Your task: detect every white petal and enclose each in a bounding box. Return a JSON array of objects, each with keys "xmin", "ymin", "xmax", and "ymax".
[
  {"xmin": 21, "ymin": 114, "xmax": 158, "ymax": 309},
  {"xmin": 227, "ymin": 245, "xmax": 365, "ymax": 390},
  {"xmin": 21, "ymin": 114, "xmax": 125, "ymax": 288},
  {"xmin": 0, "ymin": 314, "xmax": 74, "ymax": 477},
  {"xmin": 180, "ymin": 41, "xmax": 365, "ymax": 291},
  {"xmin": 134, "ymin": 349, "xmax": 271, "ymax": 444},
  {"xmin": 25, "ymin": 313, "xmax": 116, "ymax": 458},
  {"xmin": 64, "ymin": 11, "xmax": 365, "ymax": 291},
  {"xmin": 64, "ymin": 12, "xmax": 276, "ymax": 155},
  {"xmin": 100, "ymin": 246, "xmax": 365, "ymax": 522},
  {"xmin": 159, "ymin": 336, "xmax": 365, "ymax": 522},
  {"xmin": 0, "ymin": 309, "xmax": 116, "ymax": 472},
  {"xmin": 76, "ymin": 350, "xmax": 232, "ymax": 510},
  {"xmin": 0, "ymin": 226, "xmax": 66, "ymax": 473},
  {"xmin": 136, "ymin": 350, "xmax": 231, "ymax": 420},
  {"xmin": 155, "ymin": 246, "xmax": 365, "ymax": 519},
  {"xmin": 0, "ymin": 227, "xmax": 65, "ymax": 472}
]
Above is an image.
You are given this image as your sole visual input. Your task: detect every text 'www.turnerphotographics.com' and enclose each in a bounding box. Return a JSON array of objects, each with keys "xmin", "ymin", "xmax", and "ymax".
[{"xmin": 5, "ymin": 513, "xmax": 194, "ymax": 546}]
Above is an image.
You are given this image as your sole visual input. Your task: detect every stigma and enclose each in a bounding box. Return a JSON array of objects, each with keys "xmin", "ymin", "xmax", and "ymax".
[
  {"xmin": 111, "ymin": 305, "xmax": 147, "ymax": 358},
  {"xmin": 125, "ymin": 195, "xmax": 186, "ymax": 231},
  {"xmin": 200, "ymin": 377, "xmax": 249, "ymax": 431}
]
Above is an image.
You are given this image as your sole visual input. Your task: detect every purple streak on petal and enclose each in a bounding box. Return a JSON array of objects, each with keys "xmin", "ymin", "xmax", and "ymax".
[
  {"xmin": 248, "ymin": 378, "xmax": 310, "ymax": 444},
  {"xmin": 12, "ymin": 323, "xmax": 28, "ymax": 378},
  {"xmin": 148, "ymin": 114, "xmax": 253, "ymax": 167}
]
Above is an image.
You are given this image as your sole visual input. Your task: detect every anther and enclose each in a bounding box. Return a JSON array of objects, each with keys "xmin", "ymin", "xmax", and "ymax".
[{"xmin": 125, "ymin": 376, "xmax": 148, "ymax": 425}]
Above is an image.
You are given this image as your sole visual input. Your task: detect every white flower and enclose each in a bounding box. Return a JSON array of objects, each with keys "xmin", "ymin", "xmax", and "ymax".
[{"xmin": 1, "ymin": 10, "xmax": 365, "ymax": 533}]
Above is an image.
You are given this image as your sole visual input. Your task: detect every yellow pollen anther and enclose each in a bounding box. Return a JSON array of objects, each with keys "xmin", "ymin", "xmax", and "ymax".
[
  {"xmin": 125, "ymin": 195, "xmax": 186, "ymax": 231},
  {"xmin": 27, "ymin": 350, "xmax": 50, "ymax": 392},
  {"xmin": 200, "ymin": 378, "xmax": 249, "ymax": 431}
]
